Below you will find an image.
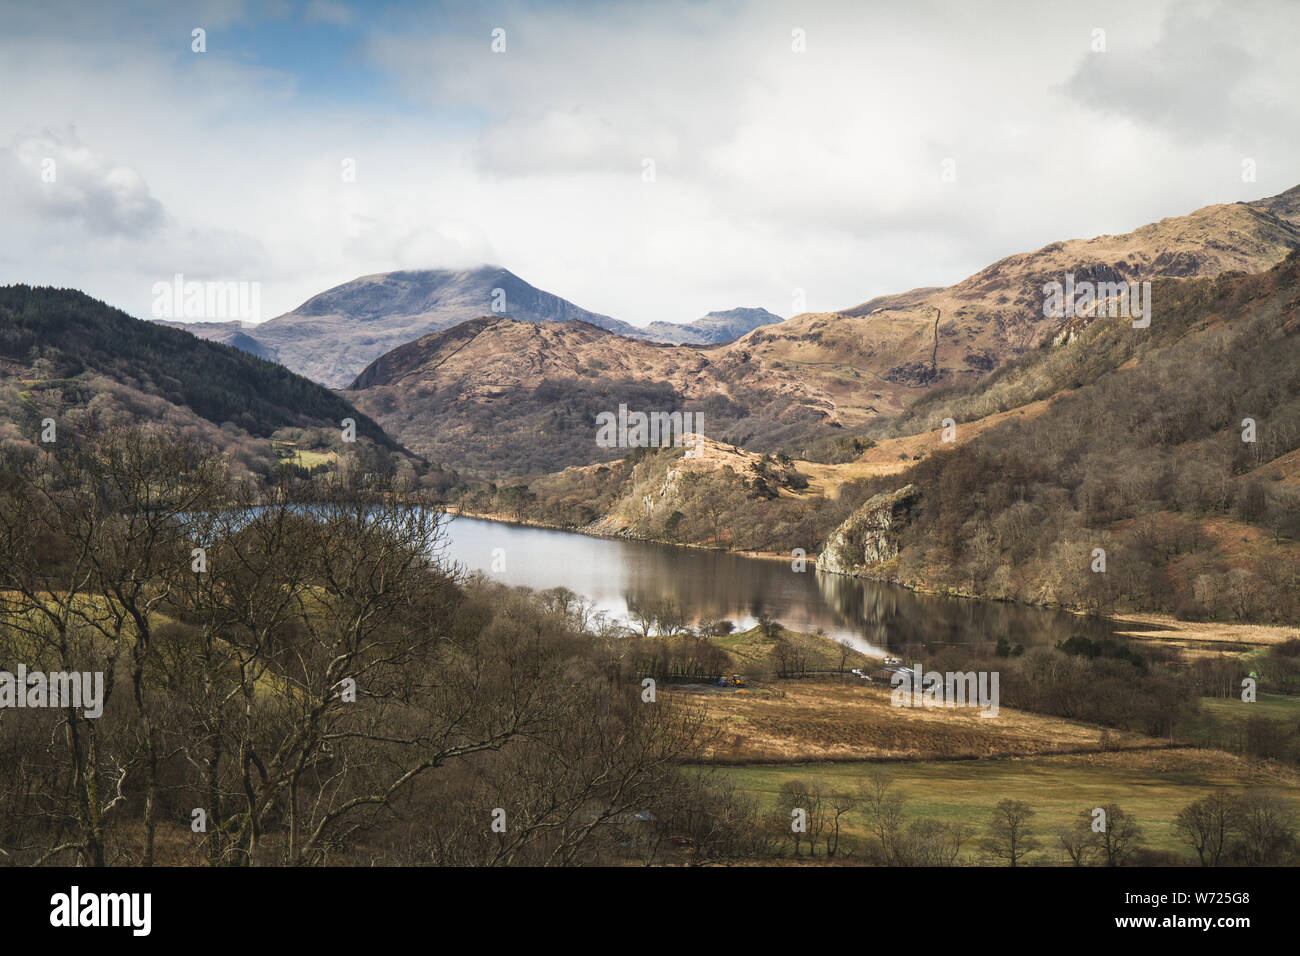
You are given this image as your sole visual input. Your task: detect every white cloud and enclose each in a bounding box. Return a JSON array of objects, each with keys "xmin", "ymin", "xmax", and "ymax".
[
  {"xmin": 3, "ymin": 127, "xmax": 164, "ymax": 237},
  {"xmin": 0, "ymin": 0, "xmax": 1297, "ymax": 329},
  {"xmin": 1062, "ymin": 0, "xmax": 1300, "ymax": 146}
]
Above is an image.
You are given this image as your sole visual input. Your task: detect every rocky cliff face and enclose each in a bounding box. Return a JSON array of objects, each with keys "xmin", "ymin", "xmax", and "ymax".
[{"xmin": 815, "ymin": 484, "xmax": 919, "ymax": 575}]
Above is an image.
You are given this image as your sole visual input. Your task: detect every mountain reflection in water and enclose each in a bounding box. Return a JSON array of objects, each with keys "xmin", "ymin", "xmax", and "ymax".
[{"xmin": 444, "ymin": 515, "xmax": 1118, "ymax": 655}]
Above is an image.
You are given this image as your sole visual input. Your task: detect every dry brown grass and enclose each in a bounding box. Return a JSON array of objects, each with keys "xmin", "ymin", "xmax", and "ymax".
[
  {"xmin": 676, "ymin": 678, "xmax": 1159, "ymax": 764},
  {"xmin": 1108, "ymin": 611, "xmax": 1300, "ymax": 654},
  {"xmin": 1241, "ymin": 447, "xmax": 1300, "ymax": 486},
  {"xmin": 792, "ymin": 397, "xmax": 1055, "ymax": 498},
  {"xmin": 712, "ymin": 626, "xmax": 871, "ymax": 672}
]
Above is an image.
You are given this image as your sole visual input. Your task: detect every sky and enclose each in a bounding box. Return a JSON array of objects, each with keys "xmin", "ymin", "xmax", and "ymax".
[{"xmin": 1, "ymin": 0, "xmax": 1297, "ymax": 327}]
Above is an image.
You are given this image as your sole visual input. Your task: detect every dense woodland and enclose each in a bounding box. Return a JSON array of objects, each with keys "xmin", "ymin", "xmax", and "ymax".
[
  {"xmin": 0, "ymin": 286, "xmax": 394, "ymax": 445},
  {"xmin": 0, "ymin": 426, "xmax": 1294, "ymax": 866},
  {"xmin": 0, "ymin": 285, "xmax": 469, "ymax": 494},
  {"xmin": 869, "ymin": 255, "xmax": 1300, "ymax": 622},
  {"xmin": 0, "ymin": 428, "xmax": 756, "ymax": 865}
]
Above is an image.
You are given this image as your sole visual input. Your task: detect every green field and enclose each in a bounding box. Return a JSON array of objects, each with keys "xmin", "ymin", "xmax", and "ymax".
[
  {"xmin": 271, "ymin": 440, "xmax": 339, "ymax": 471},
  {"xmin": 716, "ymin": 748, "xmax": 1300, "ymax": 861},
  {"xmin": 1197, "ymin": 693, "xmax": 1300, "ymax": 724},
  {"xmin": 1178, "ymin": 693, "xmax": 1300, "ymax": 748}
]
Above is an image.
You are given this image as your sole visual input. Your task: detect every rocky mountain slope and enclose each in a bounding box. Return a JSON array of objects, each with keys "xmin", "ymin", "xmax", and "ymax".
[
  {"xmin": 814, "ymin": 484, "xmax": 919, "ymax": 574},
  {"xmin": 726, "ymin": 189, "xmax": 1300, "ymax": 426},
  {"xmin": 344, "ymin": 316, "xmax": 838, "ymax": 477},
  {"xmin": 344, "ymin": 184, "xmax": 1300, "ymax": 480},
  {"xmin": 167, "ymin": 269, "xmax": 785, "ymax": 387},
  {"xmin": 209, "ymin": 267, "xmax": 641, "ymax": 387}
]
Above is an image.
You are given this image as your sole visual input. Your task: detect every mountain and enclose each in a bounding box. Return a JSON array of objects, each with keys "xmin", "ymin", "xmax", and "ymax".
[
  {"xmin": 484, "ymin": 250, "xmax": 1300, "ymax": 624},
  {"xmin": 178, "ymin": 267, "xmax": 637, "ymax": 387},
  {"xmin": 0, "ymin": 285, "xmax": 410, "ymax": 479},
  {"xmin": 728, "ymin": 191, "xmax": 1300, "ymax": 426},
  {"xmin": 164, "ymin": 270, "xmax": 785, "ymax": 386},
  {"xmin": 344, "ymin": 316, "xmax": 837, "ymax": 477},
  {"xmin": 641, "ymin": 307, "xmax": 784, "ymax": 345},
  {"xmin": 342, "ymin": 184, "xmax": 1300, "ymax": 479}
]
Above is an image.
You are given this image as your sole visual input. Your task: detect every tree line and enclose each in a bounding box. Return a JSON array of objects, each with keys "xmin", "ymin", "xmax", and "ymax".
[
  {"xmin": 766, "ymin": 770, "xmax": 1297, "ymax": 866},
  {"xmin": 0, "ymin": 425, "xmax": 749, "ymax": 866}
]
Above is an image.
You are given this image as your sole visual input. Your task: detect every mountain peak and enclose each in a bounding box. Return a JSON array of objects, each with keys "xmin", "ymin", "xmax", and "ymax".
[
  {"xmin": 212, "ymin": 268, "xmax": 636, "ymax": 386},
  {"xmin": 640, "ymin": 306, "xmax": 784, "ymax": 345}
]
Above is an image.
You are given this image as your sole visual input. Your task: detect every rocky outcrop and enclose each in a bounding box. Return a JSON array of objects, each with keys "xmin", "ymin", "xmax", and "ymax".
[{"xmin": 815, "ymin": 484, "xmax": 919, "ymax": 575}]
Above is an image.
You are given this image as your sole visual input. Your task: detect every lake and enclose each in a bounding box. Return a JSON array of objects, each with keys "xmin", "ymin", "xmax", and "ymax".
[{"xmin": 442, "ymin": 515, "xmax": 1118, "ymax": 655}]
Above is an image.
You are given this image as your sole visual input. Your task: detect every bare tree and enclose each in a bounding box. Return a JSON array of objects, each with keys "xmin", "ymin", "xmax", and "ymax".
[
  {"xmin": 898, "ymin": 818, "xmax": 968, "ymax": 866},
  {"xmin": 1174, "ymin": 790, "xmax": 1240, "ymax": 866},
  {"xmin": 836, "ymin": 638, "xmax": 855, "ymax": 681},
  {"xmin": 1092, "ymin": 804, "xmax": 1144, "ymax": 867},
  {"xmin": 825, "ymin": 791, "xmax": 858, "ymax": 857},
  {"xmin": 1235, "ymin": 788, "xmax": 1297, "ymax": 866},
  {"xmin": 1057, "ymin": 821, "xmax": 1095, "ymax": 867},
  {"xmin": 860, "ymin": 769, "xmax": 906, "ymax": 864},
  {"xmin": 778, "ymin": 780, "xmax": 826, "ymax": 858},
  {"xmin": 981, "ymin": 799, "xmax": 1039, "ymax": 866},
  {"xmin": 0, "ymin": 427, "xmax": 224, "ymax": 865}
]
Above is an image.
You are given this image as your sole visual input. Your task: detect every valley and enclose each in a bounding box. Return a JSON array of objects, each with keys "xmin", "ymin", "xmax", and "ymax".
[
  {"xmin": 8, "ymin": 0, "xmax": 1300, "ymax": 917},
  {"xmin": 5, "ymin": 184, "xmax": 1300, "ymax": 874}
]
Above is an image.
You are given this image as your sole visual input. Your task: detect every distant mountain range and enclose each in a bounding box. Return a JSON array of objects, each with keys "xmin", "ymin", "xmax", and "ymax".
[
  {"xmin": 31, "ymin": 184, "xmax": 1300, "ymax": 483},
  {"xmin": 641, "ymin": 307, "xmax": 784, "ymax": 345},
  {"xmin": 162, "ymin": 188, "xmax": 1300, "ymax": 407},
  {"xmin": 159, "ymin": 267, "xmax": 785, "ymax": 387},
  {"xmin": 342, "ymin": 185, "xmax": 1300, "ymax": 476},
  {"xmin": 150, "ymin": 320, "xmax": 282, "ymax": 362}
]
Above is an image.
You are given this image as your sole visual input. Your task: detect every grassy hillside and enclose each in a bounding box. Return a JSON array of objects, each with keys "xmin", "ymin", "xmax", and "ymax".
[
  {"xmin": 0, "ymin": 285, "xmax": 450, "ymax": 485},
  {"xmin": 738, "ymin": 194, "xmax": 1300, "ymax": 426}
]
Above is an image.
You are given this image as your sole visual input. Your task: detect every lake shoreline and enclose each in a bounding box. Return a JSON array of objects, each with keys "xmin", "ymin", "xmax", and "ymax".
[
  {"xmin": 447, "ymin": 507, "xmax": 1288, "ymax": 651},
  {"xmin": 447, "ymin": 506, "xmax": 795, "ymax": 562}
]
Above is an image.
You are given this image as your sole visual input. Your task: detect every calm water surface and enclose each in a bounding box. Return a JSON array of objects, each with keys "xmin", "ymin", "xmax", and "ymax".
[{"xmin": 443, "ymin": 516, "xmax": 1117, "ymax": 655}]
